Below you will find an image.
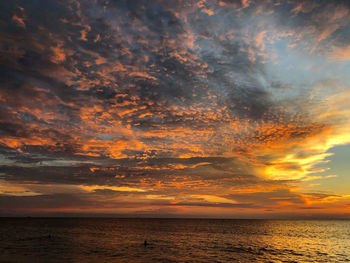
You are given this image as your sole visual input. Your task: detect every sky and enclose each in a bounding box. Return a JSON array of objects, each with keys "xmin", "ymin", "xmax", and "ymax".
[{"xmin": 1, "ymin": 0, "xmax": 350, "ymax": 218}]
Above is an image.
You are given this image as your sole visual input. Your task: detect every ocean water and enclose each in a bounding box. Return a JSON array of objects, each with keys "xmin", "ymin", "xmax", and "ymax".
[{"xmin": 0, "ymin": 218, "xmax": 349, "ymax": 262}]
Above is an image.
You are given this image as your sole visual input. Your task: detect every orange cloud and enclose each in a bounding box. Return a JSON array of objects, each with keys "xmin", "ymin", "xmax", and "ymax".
[
  {"xmin": 12, "ymin": 14, "xmax": 25, "ymax": 28},
  {"xmin": 331, "ymin": 46, "xmax": 350, "ymax": 60}
]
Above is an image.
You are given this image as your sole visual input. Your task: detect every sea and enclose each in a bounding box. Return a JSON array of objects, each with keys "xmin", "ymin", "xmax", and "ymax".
[{"xmin": 0, "ymin": 218, "xmax": 349, "ymax": 262}]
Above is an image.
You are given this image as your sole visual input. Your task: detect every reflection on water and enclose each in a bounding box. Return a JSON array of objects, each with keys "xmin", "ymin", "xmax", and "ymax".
[{"xmin": 0, "ymin": 218, "xmax": 349, "ymax": 262}]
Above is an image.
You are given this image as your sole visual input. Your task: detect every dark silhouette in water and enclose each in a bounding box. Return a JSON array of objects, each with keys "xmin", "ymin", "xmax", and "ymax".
[{"xmin": 144, "ymin": 240, "xmax": 148, "ymax": 247}]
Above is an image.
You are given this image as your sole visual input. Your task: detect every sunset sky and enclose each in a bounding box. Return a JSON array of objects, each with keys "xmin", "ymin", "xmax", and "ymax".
[{"xmin": 1, "ymin": 0, "xmax": 350, "ymax": 218}]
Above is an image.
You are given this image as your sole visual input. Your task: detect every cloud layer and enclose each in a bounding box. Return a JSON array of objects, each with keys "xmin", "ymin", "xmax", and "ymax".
[{"xmin": 1, "ymin": 0, "xmax": 350, "ymax": 217}]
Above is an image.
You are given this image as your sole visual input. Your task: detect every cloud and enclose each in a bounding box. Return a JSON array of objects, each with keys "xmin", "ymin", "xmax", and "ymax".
[{"xmin": 0, "ymin": 0, "xmax": 350, "ymax": 217}]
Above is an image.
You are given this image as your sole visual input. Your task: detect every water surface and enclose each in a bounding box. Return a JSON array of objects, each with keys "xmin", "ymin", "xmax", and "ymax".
[{"xmin": 0, "ymin": 218, "xmax": 349, "ymax": 262}]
